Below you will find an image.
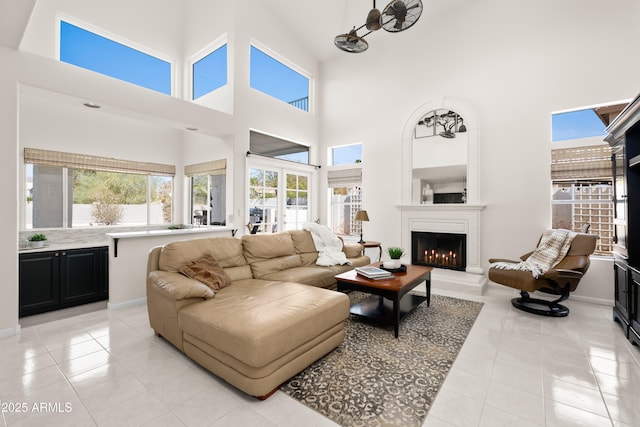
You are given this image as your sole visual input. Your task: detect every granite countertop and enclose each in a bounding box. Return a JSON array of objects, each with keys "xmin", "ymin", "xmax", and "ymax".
[
  {"xmin": 105, "ymin": 225, "xmax": 235, "ymax": 239},
  {"xmin": 19, "ymin": 241, "xmax": 109, "ymax": 253}
]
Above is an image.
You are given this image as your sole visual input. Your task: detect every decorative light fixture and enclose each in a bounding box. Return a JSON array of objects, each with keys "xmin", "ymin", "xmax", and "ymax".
[
  {"xmin": 415, "ymin": 110, "xmax": 467, "ymax": 139},
  {"xmin": 334, "ymin": 0, "xmax": 423, "ymax": 53},
  {"xmin": 354, "ymin": 210, "xmax": 370, "ymax": 243}
]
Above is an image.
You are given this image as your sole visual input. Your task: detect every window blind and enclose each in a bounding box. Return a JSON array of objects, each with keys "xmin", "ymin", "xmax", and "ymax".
[
  {"xmin": 327, "ymin": 168, "xmax": 362, "ymax": 185},
  {"xmin": 184, "ymin": 159, "xmax": 227, "ymax": 176},
  {"xmin": 551, "ymin": 144, "xmax": 612, "ymax": 181},
  {"xmin": 24, "ymin": 148, "xmax": 175, "ymax": 176}
]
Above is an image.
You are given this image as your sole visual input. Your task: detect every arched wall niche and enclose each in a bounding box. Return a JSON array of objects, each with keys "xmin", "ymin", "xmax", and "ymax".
[{"xmin": 401, "ymin": 97, "xmax": 480, "ymax": 205}]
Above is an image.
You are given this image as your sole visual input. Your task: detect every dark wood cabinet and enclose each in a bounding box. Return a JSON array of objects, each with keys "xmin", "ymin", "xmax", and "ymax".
[
  {"xmin": 606, "ymin": 94, "xmax": 640, "ymax": 346},
  {"xmin": 19, "ymin": 246, "xmax": 108, "ymax": 317},
  {"xmin": 613, "ymin": 254, "xmax": 630, "ymax": 337},
  {"xmin": 630, "ymin": 267, "xmax": 640, "ymax": 346}
]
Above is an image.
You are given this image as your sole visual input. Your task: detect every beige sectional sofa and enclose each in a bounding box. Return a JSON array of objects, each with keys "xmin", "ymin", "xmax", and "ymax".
[{"xmin": 146, "ymin": 230, "xmax": 370, "ymax": 398}]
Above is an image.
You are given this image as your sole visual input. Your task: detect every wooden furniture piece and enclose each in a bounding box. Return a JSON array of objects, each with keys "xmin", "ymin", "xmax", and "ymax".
[
  {"xmin": 606, "ymin": 95, "xmax": 640, "ymax": 346},
  {"xmin": 361, "ymin": 241, "xmax": 382, "ymax": 262},
  {"xmin": 19, "ymin": 246, "xmax": 109, "ymax": 317},
  {"xmin": 335, "ymin": 263, "xmax": 432, "ymax": 338}
]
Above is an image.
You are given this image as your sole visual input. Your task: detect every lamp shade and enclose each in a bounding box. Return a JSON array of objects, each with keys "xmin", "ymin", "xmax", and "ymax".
[{"xmin": 355, "ymin": 210, "xmax": 370, "ymax": 221}]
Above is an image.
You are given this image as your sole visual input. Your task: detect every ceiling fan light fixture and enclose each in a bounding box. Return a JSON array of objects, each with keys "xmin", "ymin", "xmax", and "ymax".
[{"xmin": 334, "ymin": 29, "xmax": 369, "ymax": 53}]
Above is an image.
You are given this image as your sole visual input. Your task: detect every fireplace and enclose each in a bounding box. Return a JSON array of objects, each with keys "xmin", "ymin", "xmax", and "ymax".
[{"xmin": 412, "ymin": 231, "xmax": 466, "ymax": 271}]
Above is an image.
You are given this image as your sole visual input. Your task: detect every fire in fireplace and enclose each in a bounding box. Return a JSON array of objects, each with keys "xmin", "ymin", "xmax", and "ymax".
[{"xmin": 411, "ymin": 231, "xmax": 467, "ymax": 271}]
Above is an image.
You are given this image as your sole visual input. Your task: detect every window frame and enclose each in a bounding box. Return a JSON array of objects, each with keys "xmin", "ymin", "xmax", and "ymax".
[{"xmin": 56, "ymin": 14, "xmax": 176, "ymax": 96}]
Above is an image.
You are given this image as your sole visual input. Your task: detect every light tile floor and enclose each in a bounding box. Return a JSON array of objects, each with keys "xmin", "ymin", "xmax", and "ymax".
[{"xmin": 1, "ymin": 285, "xmax": 639, "ymax": 426}]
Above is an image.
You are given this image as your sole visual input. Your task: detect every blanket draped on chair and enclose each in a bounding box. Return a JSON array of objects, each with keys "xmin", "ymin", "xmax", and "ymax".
[
  {"xmin": 491, "ymin": 229, "xmax": 577, "ymax": 278},
  {"xmin": 303, "ymin": 223, "xmax": 351, "ymax": 266}
]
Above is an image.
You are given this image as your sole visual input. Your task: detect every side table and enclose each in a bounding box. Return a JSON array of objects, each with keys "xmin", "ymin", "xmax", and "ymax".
[{"xmin": 361, "ymin": 241, "xmax": 382, "ymax": 262}]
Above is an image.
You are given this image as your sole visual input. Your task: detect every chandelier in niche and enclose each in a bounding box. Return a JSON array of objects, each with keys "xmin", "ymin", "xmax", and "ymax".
[
  {"xmin": 415, "ymin": 110, "xmax": 467, "ymax": 139},
  {"xmin": 334, "ymin": 0, "xmax": 423, "ymax": 53}
]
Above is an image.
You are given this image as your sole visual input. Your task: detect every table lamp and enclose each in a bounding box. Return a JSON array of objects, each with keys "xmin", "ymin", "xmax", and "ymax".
[{"xmin": 355, "ymin": 210, "xmax": 369, "ymax": 243}]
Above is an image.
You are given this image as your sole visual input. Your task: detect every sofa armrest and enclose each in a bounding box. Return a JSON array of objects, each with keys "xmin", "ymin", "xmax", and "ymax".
[
  {"xmin": 148, "ymin": 270, "xmax": 215, "ymax": 301},
  {"xmin": 343, "ymin": 242, "xmax": 364, "ymax": 258}
]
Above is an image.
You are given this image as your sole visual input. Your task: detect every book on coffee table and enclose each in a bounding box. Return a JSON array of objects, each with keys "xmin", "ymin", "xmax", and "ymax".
[{"xmin": 355, "ymin": 266, "xmax": 393, "ymax": 279}]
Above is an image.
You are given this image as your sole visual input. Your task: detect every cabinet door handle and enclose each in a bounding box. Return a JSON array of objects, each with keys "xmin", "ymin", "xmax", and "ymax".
[
  {"xmin": 55, "ymin": 252, "xmax": 59, "ymax": 256},
  {"xmin": 61, "ymin": 252, "xmax": 66, "ymax": 256}
]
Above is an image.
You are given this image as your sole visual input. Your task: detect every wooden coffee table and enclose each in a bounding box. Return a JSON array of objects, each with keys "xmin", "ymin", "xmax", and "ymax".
[{"xmin": 335, "ymin": 263, "xmax": 433, "ymax": 338}]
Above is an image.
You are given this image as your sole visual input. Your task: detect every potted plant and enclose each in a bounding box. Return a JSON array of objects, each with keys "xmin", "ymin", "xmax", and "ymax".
[
  {"xmin": 384, "ymin": 246, "xmax": 404, "ymax": 269},
  {"xmin": 28, "ymin": 233, "xmax": 47, "ymax": 248}
]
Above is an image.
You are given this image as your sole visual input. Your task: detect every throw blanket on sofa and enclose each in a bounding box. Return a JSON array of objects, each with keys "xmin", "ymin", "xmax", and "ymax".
[
  {"xmin": 303, "ymin": 223, "xmax": 351, "ymax": 267},
  {"xmin": 491, "ymin": 229, "xmax": 576, "ymax": 278}
]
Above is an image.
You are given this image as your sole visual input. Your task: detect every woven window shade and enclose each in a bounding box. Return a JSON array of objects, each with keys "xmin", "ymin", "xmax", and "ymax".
[
  {"xmin": 184, "ymin": 159, "xmax": 227, "ymax": 176},
  {"xmin": 327, "ymin": 168, "xmax": 362, "ymax": 185},
  {"xmin": 551, "ymin": 144, "xmax": 612, "ymax": 181},
  {"xmin": 24, "ymin": 148, "xmax": 175, "ymax": 176}
]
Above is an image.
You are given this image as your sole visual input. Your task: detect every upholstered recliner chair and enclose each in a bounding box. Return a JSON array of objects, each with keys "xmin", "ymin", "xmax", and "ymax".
[{"xmin": 488, "ymin": 232, "xmax": 598, "ymax": 317}]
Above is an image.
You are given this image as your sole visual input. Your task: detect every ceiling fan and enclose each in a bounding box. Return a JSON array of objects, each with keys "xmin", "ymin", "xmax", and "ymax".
[{"xmin": 334, "ymin": 0, "xmax": 423, "ymax": 53}]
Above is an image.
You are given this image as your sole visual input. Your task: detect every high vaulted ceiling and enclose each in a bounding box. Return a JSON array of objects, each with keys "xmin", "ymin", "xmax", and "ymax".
[{"xmin": 0, "ymin": 0, "xmax": 437, "ymax": 62}]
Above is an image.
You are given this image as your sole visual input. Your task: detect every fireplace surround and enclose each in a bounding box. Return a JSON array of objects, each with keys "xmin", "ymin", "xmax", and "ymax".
[{"xmin": 398, "ymin": 203, "xmax": 487, "ymax": 294}]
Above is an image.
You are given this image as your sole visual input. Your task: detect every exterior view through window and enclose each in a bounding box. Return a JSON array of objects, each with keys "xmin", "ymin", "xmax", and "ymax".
[
  {"xmin": 192, "ymin": 44, "xmax": 227, "ymax": 100},
  {"xmin": 59, "ymin": 20, "xmax": 172, "ymax": 95},
  {"xmin": 550, "ymin": 103, "xmax": 627, "ymax": 255},
  {"xmin": 250, "ymin": 46, "xmax": 310, "ymax": 112},
  {"xmin": 248, "ymin": 167, "xmax": 310, "ymax": 233},
  {"xmin": 26, "ymin": 164, "xmax": 172, "ymax": 228}
]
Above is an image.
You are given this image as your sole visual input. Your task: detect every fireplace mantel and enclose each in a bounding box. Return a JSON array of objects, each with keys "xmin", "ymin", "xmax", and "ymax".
[{"xmin": 397, "ymin": 203, "xmax": 486, "ymax": 211}]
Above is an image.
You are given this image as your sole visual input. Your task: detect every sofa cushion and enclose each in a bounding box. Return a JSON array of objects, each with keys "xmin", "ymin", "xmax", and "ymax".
[
  {"xmin": 179, "ymin": 254, "xmax": 232, "ymax": 290},
  {"xmin": 288, "ymin": 230, "xmax": 319, "ymax": 265},
  {"xmin": 148, "ymin": 270, "xmax": 215, "ymax": 300},
  {"xmin": 242, "ymin": 233, "xmax": 296, "ymax": 263},
  {"xmin": 250, "ymin": 255, "xmax": 303, "ymax": 278},
  {"xmin": 178, "ymin": 280, "xmax": 349, "ymax": 368},
  {"xmin": 159, "ymin": 237, "xmax": 246, "ymax": 273},
  {"xmin": 242, "ymin": 233, "xmax": 304, "ymax": 277},
  {"xmin": 260, "ymin": 266, "xmax": 337, "ymax": 288}
]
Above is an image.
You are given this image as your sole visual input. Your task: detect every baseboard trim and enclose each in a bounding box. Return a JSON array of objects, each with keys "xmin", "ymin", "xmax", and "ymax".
[
  {"xmin": 108, "ymin": 297, "xmax": 147, "ymax": 310},
  {"xmin": 0, "ymin": 324, "xmax": 21, "ymax": 337}
]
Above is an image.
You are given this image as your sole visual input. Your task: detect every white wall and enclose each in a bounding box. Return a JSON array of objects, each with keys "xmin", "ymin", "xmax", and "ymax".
[
  {"xmin": 0, "ymin": 0, "xmax": 322, "ymax": 332},
  {"xmin": 319, "ymin": 0, "xmax": 640, "ymax": 301}
]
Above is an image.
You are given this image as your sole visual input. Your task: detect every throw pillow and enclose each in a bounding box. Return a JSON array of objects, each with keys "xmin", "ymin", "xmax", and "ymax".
[{"xmin": 179, "ymin": 254, "xmax": 232, "ymax": 290}]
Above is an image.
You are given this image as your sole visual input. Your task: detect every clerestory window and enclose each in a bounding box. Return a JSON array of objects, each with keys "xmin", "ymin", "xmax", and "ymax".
[
  {"xmin": 59, "ymin": 20, "xmax": 172, "ymax": 95},
  {"xmin": 250, "ymin": 45, "xmax": 310, "ymax": 112}
]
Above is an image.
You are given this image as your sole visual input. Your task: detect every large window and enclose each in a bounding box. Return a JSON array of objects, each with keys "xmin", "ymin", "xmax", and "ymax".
[
  {"xmin": 59, "ymin": 20, "xmax": 172, "ymax": 95},
  {"xmin": 327, "ymin": 168, "xmax": 363, "ymax": 237},
  {"xmin": 25, "ymin": 149, "xmax": 174, "ymax": 229},
  {"xmin": 551, "ymin": 145, "xmax": 613, "ymax": 255},
  {"xmin": 185, "ymin": 159, "xmax": 227, "ymax": 226},
  {"xmin": 249, "ymin": 168, "xmax": 279, "ymax": 233},
  {"xmin": 550, "ymin": 103, "xmax": 627, "ymax": 255},
  {"xmin": 250, "ymin": 45, "xmax": 310, "ymax": 112},
  {"xmin": 248, "ymin": 166, "xmax": 311, "ymax": 233},
  {"xmin": 285, "ymin": 173, "xmax": 308, "ymax": 231},
  {"xmin": 192, "ymin": 44, "xmax": 227, "ymax": 100}
]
